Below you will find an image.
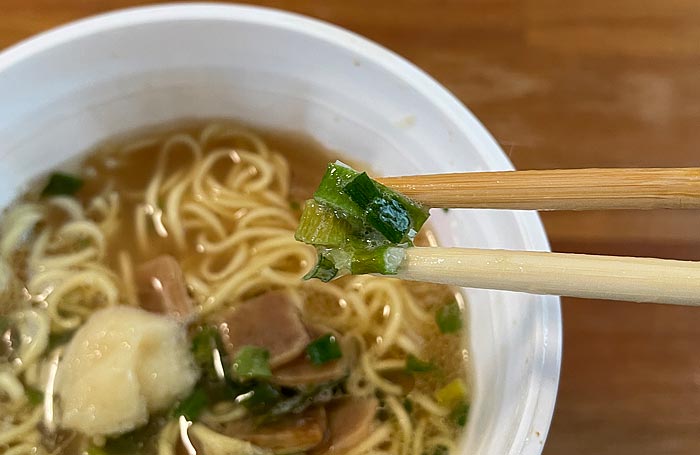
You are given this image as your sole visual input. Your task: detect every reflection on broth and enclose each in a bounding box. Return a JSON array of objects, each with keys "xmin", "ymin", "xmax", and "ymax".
[{"xmin": 0, "ymin": 120, "xmax": 470, "ymax": 455}]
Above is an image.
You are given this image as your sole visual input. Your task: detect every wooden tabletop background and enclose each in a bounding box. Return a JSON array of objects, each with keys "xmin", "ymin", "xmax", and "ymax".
[{"xmin": 3, "ymin": 1, "xmax": 700, "ymax": 454}]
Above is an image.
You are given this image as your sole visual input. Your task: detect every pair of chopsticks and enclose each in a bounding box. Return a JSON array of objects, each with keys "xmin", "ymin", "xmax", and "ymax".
[{"xmin": 375, "ymin": 168, "xmax": 700, "ymax": 306}]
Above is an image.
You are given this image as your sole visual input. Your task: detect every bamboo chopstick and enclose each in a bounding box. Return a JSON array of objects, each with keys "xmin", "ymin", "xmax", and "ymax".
[
  {"xmin": 376, "ymin": 168, "xmax": 700, "ymax": 210},
  {"xmin": 398, "ymin": 247, "xmax": 700, "ymax": 306}
]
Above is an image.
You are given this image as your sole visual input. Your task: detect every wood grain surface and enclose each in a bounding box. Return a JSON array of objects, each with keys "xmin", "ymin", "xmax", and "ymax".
[
  {"xmin": 3, "ymin": 1, "xmax": 699, "ymax": 454},
  {"xmin": 378, "ymin": 168, "xmax": 700, "ymax": 210}
]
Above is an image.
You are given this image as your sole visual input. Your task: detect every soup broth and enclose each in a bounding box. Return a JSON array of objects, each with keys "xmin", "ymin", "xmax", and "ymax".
[{"xmin": 0, "ymin": 120, "xmax": 469, "ymax": 455}]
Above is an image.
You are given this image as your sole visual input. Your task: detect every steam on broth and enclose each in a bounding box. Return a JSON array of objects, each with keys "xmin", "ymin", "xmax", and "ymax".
[{"xmin": 0, "ymin": 121, "xmax": 470, "ymax": 455}]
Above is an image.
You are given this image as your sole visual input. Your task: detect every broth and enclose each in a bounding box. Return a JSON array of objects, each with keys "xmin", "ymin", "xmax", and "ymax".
[{"xmin": 0, "ymin": 120, "xmax": 469, "ymax": 455}]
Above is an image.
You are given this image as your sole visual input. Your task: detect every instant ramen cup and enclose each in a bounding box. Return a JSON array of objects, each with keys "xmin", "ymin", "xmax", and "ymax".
[{"xmin": 0, "ymin": 4, "xmax": 561, "ymax": 454}]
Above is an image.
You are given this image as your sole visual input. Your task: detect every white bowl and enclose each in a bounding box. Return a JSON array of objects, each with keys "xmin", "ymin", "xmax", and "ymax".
[{"xmin": 0, "ymin": 4, "xmax": 561, "ymax": 454}]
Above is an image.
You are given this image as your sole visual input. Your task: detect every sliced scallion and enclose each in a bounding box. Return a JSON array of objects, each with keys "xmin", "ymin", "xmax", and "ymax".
[
  {"xmin": 436, "ymin": 301, "xmax": 463, "ymax": 334},
  {"xmin": 191, "ymin": 326, "xmax": 225, "ymax": 381},
  {"xmin": 313, "ymin": 162, "xmax": 363, "ymax": 219},
  {"xmin": 405, "ymin": 354, "xmax": 436, "ymax": 373},
  {"xmin": 306, "ymin": 333, "xmax": 343, "ymax": 365},
  {"xmin": 295, "ymin": 200, "xmax": 351, "ymax": 247},
  {"xmin": 41, "ymin": 172, "xmax": 84, "ymax": 197},
  {"xmin": 366, "ymin": 197, "xmax": 411, "ymax": 243},
  {"xmin": 303, "ymin": 252, "xmax": 339, "ymax": 282},
  {"xmin": 172, "ymin": 387, "xmax": 209, "ymax": 421},
  {"xmin": 25, "ymin": 386, "xmax": 44, "ymax": 405},
  {"xmin": 435, "ymin": 378, "xmax": 468, "ymax": 408},
  {"xmin": 232, "ymin": 346, "xmax": 272, "ymax": 380},
  {"xmin": 343, "ymin": 172, "xmax": 382, "ymax": 208},
  {"xmin": 239, "ymin": 382, "xmax": 282, "ymax": 414},
  {"xmin": 296, "ymin": 162, "xmax": 430, "ymax": 280},
  {"xmin": 350, "ymin": 245, "xmax": 405, "ymax": 275},
  {"xmin": 451, "ymin": 401, "xmax": 470, "ymax": 427}
]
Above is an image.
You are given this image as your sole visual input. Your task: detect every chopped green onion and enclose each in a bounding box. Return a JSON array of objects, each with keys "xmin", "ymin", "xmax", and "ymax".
[
  {"xmin": 25, "ymin": 386, "xmax": 43, "ymax": 405},
  {"xmin": 350, "ymin": 245, "xmax": 405, "ymax": 275},
  {"xmin": 173, "ymin": 387, "xmax": 209, "ymax": 421},
  {"xmin": 41, "ymin": 172, "xmax": 84, "ymax": 197},
  {"xmin": 450, "ymin": 401, "xmax": 470, "ymax": 427},
  {"xmin": 86, "ymin": 446, "xmax": 109, "ymax": 455},
  {"xmin": 344, "ymin": 172, "xmax": 416, "ymax": 243},
  {"xmin": 304, "ymin": 252, "xmax": 339, "ymax": 282},
  {"xmin": 394, "ymin": 199, "xmax": 429, "ymax": 240},
  {"xmin": 403, "ymin": 398, "xmax": 414, "ymax": 413},
  {"xmin": 431, "ymin": 445, "xmax": 449, "ymax": 455},
  {"xmin": 232, "ymin": 346, "xmax": 272, "ymax": 380},
  {"xmin": 405, "ymin": 354, "xmax": 436, "ymax": 373},
  {"xmin": 313, "ymin": 162, "xmax": 363, "ymax": 220},
  {"xmin": 297, "ymin": 162, "xmax": 430, "ymax": 280},
  {"xmin": 306, "ymin": 333, "xmax": 343, "ymax": 365},
  {"xmin": 191, "ymin": 326, "xmax": 225, "ymax": 380},
  {"xmin": 366, "ymin": 197, "xmax": 411, "ymax": 243},
  {"xmin": 436, "ymin": 301, "xmax": 462, "ymax": 334},
  {"xmin": 239, "ymin": 382, "xmax": 282, "ymax": 414},
  {"xmin": 435, "ymin": 378, "xmax": 468, "ymax": 407},
  {"xmin": 344, "ymin": 172, "xmax": 382, "ymax": 208},
  {"xmin": 295, "ymin": 200, "xmax": 352, "ymax": 247}
]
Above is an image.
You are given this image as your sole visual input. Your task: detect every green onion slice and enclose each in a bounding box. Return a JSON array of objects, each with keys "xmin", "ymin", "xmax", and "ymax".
[
  {"xmin": 306, "ymin": 333, "xmax": 343, "ymax": 365},
  {"xmin": 295, "ymin": 162, "xmax": 429, "ymax": 280},
  {"xmin": 436, "ymin": 301, "xmax": 463, "ymax": 334},
  {"xmin": 405, "ymin": 354, "xmax": 436, "ymax": 373},
  {"xmin": 451, "ymin": 401, "xmax": 470, "ymax": 427},
  {"xmin": 172, "ymin": 387, "xmax": 209, "ymax": 421},
  {"xmin": 232, "ymin": 346, "xmax": 272, "ymax": 380},
  {"xmin": 41, "ymin": 172, "xmax": 84, "ymax": 197}
]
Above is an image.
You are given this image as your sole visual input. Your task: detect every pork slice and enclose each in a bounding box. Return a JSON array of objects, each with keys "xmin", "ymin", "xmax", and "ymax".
[
  {"xmin": 218, "ymin": 292, "xmax": 310, "ymax": 368},
  {"xmin": 135, "ymin": 255, "xmax": 193, "ymax": 321},
  {"xmin": 320, "ymin": 398, "xmax": 378, "ymax": 455},
  {"xmin": 222, "ymin": 406, "xmax": 327, "ymax": 454},
  {"xmin": 271, "ymin": 326, "xmax": 353, "ymax": 387}
]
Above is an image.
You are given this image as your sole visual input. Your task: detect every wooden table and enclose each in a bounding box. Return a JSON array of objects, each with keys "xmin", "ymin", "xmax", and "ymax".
[{"xmin": 3, "ymin": 1, "xmax": 699, "ymax": 454}]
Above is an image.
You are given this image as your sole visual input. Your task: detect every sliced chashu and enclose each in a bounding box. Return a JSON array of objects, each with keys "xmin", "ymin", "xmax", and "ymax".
[
  {"xmin": 187, "ymin": 423, "xmax": 272, "ymax": 455},
  {"xmin": 221, "ymin": 406, "xmax": 327, "ymax": 454},
  {"xmin": 218, "ymin": 291, "xmax": 310, "ymax": 368},
  {"xmin": 135, "ymin": 255, "xmax": 193, "ymax": 321},
  {"xmin": 319, "ymin": 398, "xmax": 378, "ymax": 455},
  {"xmin": 272, "ymin": 326, "xmax": 354, "ymax": 387}
]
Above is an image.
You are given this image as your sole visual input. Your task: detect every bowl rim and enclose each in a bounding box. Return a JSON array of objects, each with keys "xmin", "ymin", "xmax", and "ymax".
[{"xmin": 0, "ymin": 3, "xmax": 562, "ymax": 454}]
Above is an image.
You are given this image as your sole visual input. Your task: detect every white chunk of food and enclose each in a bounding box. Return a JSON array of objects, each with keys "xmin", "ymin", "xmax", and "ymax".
[{"xmin": 55, "ymin": 306, "xmax": 198, "ymax": 437}]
